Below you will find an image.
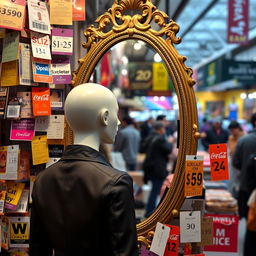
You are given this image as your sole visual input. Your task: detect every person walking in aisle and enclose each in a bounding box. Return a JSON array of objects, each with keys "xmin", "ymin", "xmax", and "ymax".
[
  {"xmin": 232, "ymin": 113, "xmax": 256, "ymax": 256},
  {"xmin": 114, "ymin": 116, "xmax": 141, "ymax": 170},
  {"xmin": 143, "ymin": 121, "xmax": 173, "ymax": 217}
]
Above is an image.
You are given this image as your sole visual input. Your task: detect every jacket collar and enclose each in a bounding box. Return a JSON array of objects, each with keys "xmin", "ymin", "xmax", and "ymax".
[{"xmin": 60, "ymin": 144, "xmax": 112, "ymax": 167}]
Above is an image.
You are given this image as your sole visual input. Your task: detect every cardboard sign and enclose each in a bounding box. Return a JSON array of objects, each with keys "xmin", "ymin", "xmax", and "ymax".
[
  {"xmin": 32, "ymin": 87, "xmax": 51, "ymax": 116},
  {"xmin": 47, "ymin": 115, "xmax": 65, "ymax": 139},
  {"xmin": 6, "ymin": 96, "xmax": 21, "ymax": 119},
  {"xmin": 72, "ymin": 0, "xmax": 86, "ymax": 21},
  {"xmin": 19, "ymin": 43, "xmax": 34, "ymax": 86},
  {"xmin": 10, "ymin": 119, "xmax": 35, "ymax": 141},
  {"xmin": 9, "ymin": 216, "xmax": 30, "ymax": 248},
  {"xmin": 50, "ymin": 0, "xmax": 72, "ymax": 25},
  {"xmin": 0, "ymin": 181, "xmax": 7, "ymax": 213},
  {"xmin": 150, "ymin": 222, "xmax": 170, "ymax": 256},
  {"xmin": 2, "ymin": 31, "xmax": 20, "ymax": 63},
  {"xmin": 1, "ymin": 61, "xmax": 19, "ymax": 86},
  {"xmin": 204, "ymin": 214, "xmax": 239, "ymax": 253},
  {"xmin": 52, "ymin": 28, "xmax": 73, "ymax": 55},
  {"xmin": 164, "ymin": 225, "xmax": 179, "ymax": 256},
  {"xmin": 28, "ymin": 0, "xmax": 51, "ymax": 34},
  {"xmin": 197, "ymin": 217, "xmax": 213, "ymax": 246},
  {"xmin": 31, "ymin": 32, "xmax": 51, "ymax": 60},
  {"xmin": 5, "ymin": 182, "xmax": 25, "ymax": 210},
  {"xmin": 185, "ymin": 155, "xmax": 204, "ymax": 197},
  {"xmin": 180, "ymin": 211, "xmax": 201, "ymax": 243},
  {"xmin": 0, "ymin": 87, "xmax": 9, "ymax": 118},
  {"xmin": 32, "ymin": 58, "xmax": 53, "ymax": 83},
  {"xmin": 50, "ymin": 89, "xmax": 64, "ymax": 110},
  {"xmin": 209, "ymin": 144, "xmax": 229, "ymax": 181},
  {"xmin": 18, "ymin": 151, "xmax": 30, "ymax": 180},
  {"xmin": 0, "ymin": 0, "xmax": 26, "ymax": 31},
  {"xmin": 31, "ymin": 135, "xmax": 49, "ymax": 165}
]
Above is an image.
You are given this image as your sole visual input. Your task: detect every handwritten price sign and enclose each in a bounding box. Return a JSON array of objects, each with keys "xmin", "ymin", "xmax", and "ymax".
[{"xmin": 209, "ymin": 144, "xmax": 229, "ymax": 181}]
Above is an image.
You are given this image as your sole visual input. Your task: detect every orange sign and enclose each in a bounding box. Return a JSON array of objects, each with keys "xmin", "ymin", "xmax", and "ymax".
[
  {"xmin": 209, "ymin": 144, "xmax": 229, "ymax": 181},
  {"xmin": 32, "ymin": 87, "xmax": 51, "ymax": 116},
  {"xmin": 0, "ymin": 0, "xmax": 26, "ymax": 31},
  {"xmin": 72, "ymin": 0, "xmax": 86, "ymax": 21},
  {"xmin": 185, "ymin": 155, "xmax": 204, "ymax": 197}
]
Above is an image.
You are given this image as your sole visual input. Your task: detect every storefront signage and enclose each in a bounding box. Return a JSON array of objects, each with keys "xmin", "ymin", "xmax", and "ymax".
[
  {"xmin": 204, "ymin": 214, "xmax": 239, "ymax": 253},
  {"xmin": 228, "ymin": 0, "xmax": 249, "ymax": 44},
  {"xmin": 222, "ymin": 60, "xmax": 256, "ymax": 84}
]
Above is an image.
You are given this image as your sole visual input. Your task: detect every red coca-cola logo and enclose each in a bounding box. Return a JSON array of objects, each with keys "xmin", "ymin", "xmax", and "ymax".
[
  {"xmin": 210, "ymin": 152, "xmax": 227, "ymax": 159},
  {"xmin": 33, "ymin": 94, "xmax": 49, "ymax": 101}
]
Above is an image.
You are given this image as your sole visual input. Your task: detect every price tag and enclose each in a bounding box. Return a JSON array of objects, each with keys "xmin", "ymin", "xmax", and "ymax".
[
  {"xmin": 31, "ymin": 135, "xmax": 49, "ymax": 165},
  {"xmin": 35, "ymin": 116, "xmax": 49, "ymax": 131},
  {"xmin": 2, "ymin": 31, "xmax": 19, "ymax": 63},
  {"xmin": 17, "ymin": 92, "xmax": 33, "ymax": 118},
  {"xmin": 19, "ymin": 43, "xmax": 35, "ymax": 85},
  {"xmin": 1, "ymin": 61, "xmax": 19, "ymax": 86},
  {"xmin": 32, "ymin": 58, "xmax": 53, "ymax": 83},
  {"xmin": 50, "ymin": 0, "xmax": 72, "ymax": 25},
  {"xmin": 31, "ymin": 31, "xmax": 51, "ymax": 60},
  {"xmin": 185, "ymin": 155, "xmax": 204, "ymax": 197},
  {"xmin": 46, "ymin": 157, "xmax": 60, "ymax": 168},
  {"xmin": 52, "ymin": 28, "xmax": 73, "ymax": 55},
  {"xmin": 0, "ymin": 0, "xmax": 26, "ymax": 31},
  {"xmin": 28, "ymin": 0, "xmax": 51, "ymax": 34},
  {"xmin": 209, "ymin": 144, "xmax": 229, "ymax": 181},
  {"xmin": 10, "ymin": 119, "xmax": 35, "ymax": 141},
  {"xmin": 180, "ymin": 211, "xmax": 201, "ymax": 243},
  {"xmin": 5, "ymin": 181, "xmax": 25, "ymax": 210},
  {"xmin": 0, "ymin": 181, "xmax": 7, "ymax": 213},
  {"xmin": 9, "ymin": 216, "xmax": 30, "ymax": 248},
  {"xmin": 32, "ymin": 87, "xmax": 51, "ymax": 116},
  {"xmin": 47, "ymin": 115, "xmax": 65, "ymax": 139},
  {"xmin": 51, "ymin": 58, "xmax": 71, "ymax": 84},
  {"xmin": 6, "ymin": 97, "xmax": 21, "ymax": 119},
  {"xmin": 164, "ymin": 225, "xmax": 179, "ymax": 256},
  {"xmin": 72, "ymin": 0, "xmax": 86, "ymax": 21},
  {"xmin": 150, "ymin": 222, "xmax": 170, "ymax": 256},
  {"xmin": 197, "ymin": 217, "xmax": 213, "ymax": 246}
]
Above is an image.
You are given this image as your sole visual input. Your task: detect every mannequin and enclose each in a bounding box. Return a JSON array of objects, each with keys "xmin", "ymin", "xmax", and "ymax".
[{"xmin": 30, "ymin": 83, "xmax": 138, "ymax": 256}]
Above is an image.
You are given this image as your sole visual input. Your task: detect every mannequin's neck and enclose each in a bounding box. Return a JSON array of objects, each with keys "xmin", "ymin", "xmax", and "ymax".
[{"xmin": 74, "ymin": 132, "xmax": 100, "ymax": 151}]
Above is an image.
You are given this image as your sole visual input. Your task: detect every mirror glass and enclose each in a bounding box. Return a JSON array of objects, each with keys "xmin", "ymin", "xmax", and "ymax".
[{"xmin": 89, "ymin": 40, "xmax": 179, "ymax": 222}]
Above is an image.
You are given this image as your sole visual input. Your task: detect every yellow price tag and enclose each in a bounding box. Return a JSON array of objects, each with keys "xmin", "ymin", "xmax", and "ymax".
[
  {"xmin": 0, "ymin": 0, "xmax": 26, "ymax": 31},
  {"xmin": 0, "ymin": 60, "xmax": 19, "ymax": 86},
  {"xmin": 50, "ymin": 0, "xmax": 72, "ymax": 25},
  {"xmin": 5, "ymin": 181, "xmax": 25, "ymax": 210},
  {"xmin": 184, "ymin": 155, "xmax": 204, "ymax": 197},
  {"xmin": 10, "ymin": 216, "xmax": 30, "ymax": 246},
  {"xmin": 31, "ymin": 135, "xmax": 49, "ymax": 165},
  {"xmin": 153, "ymin": 63, "xmax": 169, "ymax": 91}
]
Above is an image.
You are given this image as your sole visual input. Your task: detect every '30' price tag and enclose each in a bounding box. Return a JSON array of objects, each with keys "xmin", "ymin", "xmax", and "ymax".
[
  {"xmin": 209, "ymin": 144, "xmax": 229, "ymax": 181},
  {"xmin": 185, "ymin": 155, "xmax": 204, "ymax": 197}
]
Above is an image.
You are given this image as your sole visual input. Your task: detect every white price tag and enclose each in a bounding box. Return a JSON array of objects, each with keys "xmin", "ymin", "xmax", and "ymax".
[
  {"xmin": 180, "ymin": 211, "xmax": 201, "ymax": 243},
  {"xmin": 6, "ymin": 105, "xmax": 20, "ymax": 119},
  {"xmin": 35, "ymin": 116, "xmax": 49, "ymax": 132},
  {"xmin": 28, "ymin": 0, "xmax": 51, "ymax": 34},
  {"xmin": 150, "ymin": 222, "xmax": 170, "ymax": 256},
  {"xmin": 51, "ymin": 28, "xmax": 73, "ymax": 55},
  {"xmin": 47, "ymin": 115, "xmax": 65, "ymax": 139},
  {"xmin": 46, "ymin": 157, "xmax": 60, "ymax": 168},
  {"xmin": 31, "ymin": 31, "xmax": 51, "ymax": 60}
]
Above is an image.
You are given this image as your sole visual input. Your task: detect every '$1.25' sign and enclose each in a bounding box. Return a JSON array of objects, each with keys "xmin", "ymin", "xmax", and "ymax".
[{"xmin": 209, "ymin": 144, "xmax": 229, "ymax": 181}]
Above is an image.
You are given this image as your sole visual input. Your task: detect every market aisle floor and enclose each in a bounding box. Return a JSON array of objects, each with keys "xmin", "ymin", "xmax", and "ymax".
[{"xmin": 204, "ymin": 218, "xmax": 246, "ymax": 256}]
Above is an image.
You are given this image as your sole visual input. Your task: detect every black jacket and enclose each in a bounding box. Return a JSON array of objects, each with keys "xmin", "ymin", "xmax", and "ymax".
[
  {"xmin": 30, "ymin": 145, "xmax": 138, "ymax": 256},
  {"xmin": 143, "ymin": 133, "xmax": 172, "ymax": 181}
]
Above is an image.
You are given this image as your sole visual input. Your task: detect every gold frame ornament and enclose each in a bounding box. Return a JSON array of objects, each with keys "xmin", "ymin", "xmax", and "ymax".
[{"xmin": 71, "ymin": 0, "xmax": 199, "ymax": 247}]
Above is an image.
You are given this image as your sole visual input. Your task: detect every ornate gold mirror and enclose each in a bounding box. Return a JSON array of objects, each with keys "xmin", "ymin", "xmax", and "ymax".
[{"xmin": 71, "ymin": 0, "xmax": 199, "ymax": 246}]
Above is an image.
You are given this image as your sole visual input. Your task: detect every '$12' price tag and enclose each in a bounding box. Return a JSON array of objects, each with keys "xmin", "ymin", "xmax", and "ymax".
[
  {"xmin": 184, "ymin": 155, "xmax": 204, "ymax": 197},
  {"xmin": 164, "ymin": 225, "xmax": 179, "ymax": 256},
  {"xmin": 209, "ymin": 144, "xmax": 229, "ymax": 181}
]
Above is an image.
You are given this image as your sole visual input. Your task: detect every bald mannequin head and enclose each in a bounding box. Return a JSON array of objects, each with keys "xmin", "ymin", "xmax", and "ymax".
[{"xmin": 65, "ymin": 83, "xmax": 120, "ymax": 148}]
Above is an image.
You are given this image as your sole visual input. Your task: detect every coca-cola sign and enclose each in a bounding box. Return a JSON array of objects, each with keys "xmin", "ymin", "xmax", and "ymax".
[
  {"xmin": 210, "ymin": 152, "xmax": 227, "ymax": 159},
  {"xmin": 33, "ymin": 94, "xmax": 49, "ymax": 101}
]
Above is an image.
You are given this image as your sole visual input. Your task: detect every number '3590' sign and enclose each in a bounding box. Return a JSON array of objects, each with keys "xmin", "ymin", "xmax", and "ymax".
[{"xmin": 0, "ymin": 0, "xmax": 26, "ymax": 31}]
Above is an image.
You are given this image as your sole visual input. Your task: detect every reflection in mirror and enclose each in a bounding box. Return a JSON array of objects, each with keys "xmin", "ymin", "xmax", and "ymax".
[{"xmin": 90, "ymin": 40, "xmax": 179, "ymax": 223}]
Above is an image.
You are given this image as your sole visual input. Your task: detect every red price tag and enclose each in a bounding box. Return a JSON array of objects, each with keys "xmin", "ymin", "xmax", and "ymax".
[
  {"xmin": 164, "ymin": 225, "xmax": 179, "ymax": 256},
  {"xmin": 209, "ymin": 144, "xmax": 229, "ymax": 181}
]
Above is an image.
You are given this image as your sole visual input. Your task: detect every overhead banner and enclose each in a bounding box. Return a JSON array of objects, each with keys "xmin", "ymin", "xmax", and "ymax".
[{"xmin": 227, "ymin": 0, "xmax": 249, "ymax": 44}]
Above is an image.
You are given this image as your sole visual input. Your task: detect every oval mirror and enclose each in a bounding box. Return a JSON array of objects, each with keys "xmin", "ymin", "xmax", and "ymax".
[
  {"xmin": 69, "ymin": 0, "xmax": 199, "ymax": 247},
  {"xmin": 89, "ymin": 40, "xmax": 179, "ymax": 223}
]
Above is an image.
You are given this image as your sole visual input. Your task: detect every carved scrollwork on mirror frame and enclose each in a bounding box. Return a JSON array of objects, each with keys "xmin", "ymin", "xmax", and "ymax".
[{"xmin": 69, "ymin": 0, "xmax": 199, "ymax": 247}]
